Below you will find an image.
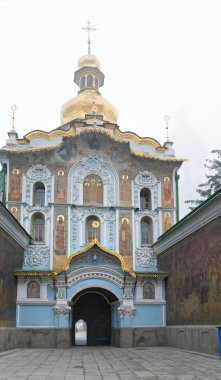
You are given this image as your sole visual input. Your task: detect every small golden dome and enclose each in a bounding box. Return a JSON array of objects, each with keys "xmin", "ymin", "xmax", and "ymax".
[
  {"xmin": 60, "ymin": 52, "xmax": 118, "ymax": 124},
  {"xmin": 77, "ymin": 54, "xmax": 101, "ymax": 69},
  {"xmin": 60, "ymin": 89, "xmax": 118, "ymax": 124}
]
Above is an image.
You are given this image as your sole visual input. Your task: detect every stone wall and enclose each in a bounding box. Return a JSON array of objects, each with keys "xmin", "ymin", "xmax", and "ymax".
[
  {"xmin": 0, "ymin": 326, "xmax": 219, "ymax": 356},
  {"xmin": 157, "ymin": 216, "xmax": 221, "ymax": 325},
  {"xmin": 0, "ymin": 228, "xmax": 24, "ymax": 327},
  {"xmin": 0, "ymin": 328, "xmax": 72, "ymax": 352},
  {"xmin": 112, "ymin": 326, "xmax": 219, "ymax": 355}
]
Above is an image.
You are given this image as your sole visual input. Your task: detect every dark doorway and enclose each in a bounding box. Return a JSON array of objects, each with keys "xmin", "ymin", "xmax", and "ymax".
[{"xmin": 73, "ymin": 290, "xmax": 115, "ymax": 346}]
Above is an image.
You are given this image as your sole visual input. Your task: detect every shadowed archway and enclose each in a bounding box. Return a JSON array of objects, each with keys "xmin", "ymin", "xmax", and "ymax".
[{"xmin": 72, "ymin": 287, "xmax": 118, "ymax": 346}]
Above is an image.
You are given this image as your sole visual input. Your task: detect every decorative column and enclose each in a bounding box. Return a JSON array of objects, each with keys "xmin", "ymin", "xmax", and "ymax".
[
  {"xmin": 118, "ymin": 279, "xmax": 136, "ymax": 327},
  {"xmin": 53, "ymin": 275, "xmax": 71, "ymax": 328}
]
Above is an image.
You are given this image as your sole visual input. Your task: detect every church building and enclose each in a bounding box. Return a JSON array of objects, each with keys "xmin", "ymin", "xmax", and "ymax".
[{"xmin": 0, "ymin": 40, "xmax": 184, "ymax": 346}]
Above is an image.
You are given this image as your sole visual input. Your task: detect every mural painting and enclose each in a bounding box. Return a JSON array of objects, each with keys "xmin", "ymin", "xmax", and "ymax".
[
  {"xmin": 158, "ymin": 217, "xmax": 221, "ymax": 324},
  {"xmin": 53, "ymin": 207, "xmax": 68, "ymax": 269},
  {"xmin": 120, "ymin": 172, "xmax": 131, "ymax": 206},
  {"xmin": 55, "ymin": 169, "xmax": 67, "ymax": 202},
  {"xmin": 9, "ymin": 169, "xmax": 21, "ymax": 201},
  {"xmin": 10, "ymin": 206, "xmax": 20, "ymax": 222},
  {"xmin": 83, "ymin": 175, "xmax": 103, "ymax": 206},
  {"xmin": 163, "ymin": 211, "xmax": 173, "ymax": 233},
  {"xmin": 162, "ymin": 176, "xmax": 173, "ymax": 207},
  {"xmin": 27, "ymin": 281, "xmax": 40, "ymax": 298},
  {"xmin": 119, "ymin": 211, "xmax": 133, "ymax": 270}
]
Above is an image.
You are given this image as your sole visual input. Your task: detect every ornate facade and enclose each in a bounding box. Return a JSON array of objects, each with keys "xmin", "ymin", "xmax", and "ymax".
[{"xmin": 0, "ymin": 50, "xmax": 184, "ymax": 345}]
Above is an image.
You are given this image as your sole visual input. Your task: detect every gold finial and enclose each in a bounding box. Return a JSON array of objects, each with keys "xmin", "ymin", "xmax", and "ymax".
[
  {"xmin": 163, "ymin": 115, "xmax": 170, "ymax": 141},
  {"xmin": 11, "ymin": 104, "xmax": 17, "ymax": 131},
  {"xmin": 82, "ymin": 19, "xmax": 97, "ymax": 54}
]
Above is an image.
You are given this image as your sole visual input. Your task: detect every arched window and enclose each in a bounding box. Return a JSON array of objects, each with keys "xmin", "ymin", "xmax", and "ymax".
[
  {"xmin": 95, "ymin": 78, "xmax": 98, "ymax": 89},
  {"xmin": 140, "ymin": 188, "xmax": 151, "ymax": 210},
  {"xmin": 87, "ymin": 75, "xmax": 93, "ymax": 88},
  {"xmin": 27, "ymin": 281, "xmax": 40, "ymax": 298},
  {"xmin": 33, "ymin": 182, "xmax": 45, "ymax": 206},
  {"xmin": 31, "ymin": 213, "xmax": 45, "ymax": 242},
  {"xmin": 84, "ymin": 175, "xmax": 103, "ymax": 206},
  {"xmin": 86, "ymin": 216, "xmax": 100, "ymax": 243},
  {"xmin": 80, "ymin": 76, "xmax": 85, "ymax": 89},
  {"xmin": 143, "ymin": 282, "xmax": 155, "ymax": 299},
  {"xmin": 141, "ymin": 217, "xmax": 153, "ymax": 245}
]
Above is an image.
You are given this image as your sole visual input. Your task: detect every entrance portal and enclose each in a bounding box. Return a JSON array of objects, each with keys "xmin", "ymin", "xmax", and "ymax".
[{"xmin": 72, "ymin": 288, "xmax": 117, "ymax": 346}]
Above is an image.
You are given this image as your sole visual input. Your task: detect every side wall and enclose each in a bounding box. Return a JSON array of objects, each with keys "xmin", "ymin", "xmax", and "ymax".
[
  {"xmin": 157, "ymin": 216, "xmax": 221, "ymax": 325},
  {"xmin": 0, "ymin": 228, "xmax": 24, "ymax": 327}
]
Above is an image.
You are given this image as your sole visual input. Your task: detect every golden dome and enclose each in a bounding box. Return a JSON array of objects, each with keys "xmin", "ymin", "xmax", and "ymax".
[
  {"xmin": 61, "ymin": 89, "xmax": 118, "ymax": 124},
  {"xmin": 60, "ymin": 53, "xmax": 118, "ymax": 124},
  {"xmin": 77, "ymin": 54, "xmax": 101, "ymax": 69}
]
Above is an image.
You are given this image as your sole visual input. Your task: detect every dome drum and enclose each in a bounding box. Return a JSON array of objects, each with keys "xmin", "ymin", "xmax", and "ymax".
[{"xmin": 74, "ymin": 66, "xmax": 104, "ymax": 90}]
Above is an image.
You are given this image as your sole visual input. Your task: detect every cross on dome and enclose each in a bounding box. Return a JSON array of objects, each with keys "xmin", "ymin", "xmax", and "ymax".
[{"xmin": 82, "ymin": 20, "xmax": 97, "ymax": 54}]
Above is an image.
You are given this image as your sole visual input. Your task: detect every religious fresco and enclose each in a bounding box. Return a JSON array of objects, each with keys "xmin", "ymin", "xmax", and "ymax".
[
  {"xmin": 163, "ymin": 211, "xmax": 173, "ymax": 233},
  {"xmin": 55, "ymin": 168, "xmax": 67, "ymax": 203},
  {"xmin": 27, "ymin": 281, "xmax": 40, "ymax": 298},
  {"xmin": 119, "ymin": 211, "xmax": 133, "ymax": 269},
  {"xmin": 119, "ymin": 172, "xmax": 131, "ymax": 206},
  {"xmin": 83, "ymin": 175, "xmax": 103, "ymax": 206},
  {"xmin": 158, "ymin": 217, "xmax": 221, "ymax": 324},
  {"xmin": 9, "ymin": 168, "xmax": 22, "ymax": 201},
  {"xmin": 9, "ymin": 205, "xmax": 20, "ymax": 222},
  {"xmin": 53, "ymin": 207, "xmax": 68, "ymax": 269},
  {"xmin": 162, "ymin": 176, "xmax": 174, "ymax": 208}
]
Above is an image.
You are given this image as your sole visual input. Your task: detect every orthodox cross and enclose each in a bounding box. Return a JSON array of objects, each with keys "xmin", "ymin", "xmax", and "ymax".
[
  {"xmin": 11, "ymin": 104, "xmax": 17, "ymax": 131},
  {"xmin": 82, "ymin": 20, "xmax": 97, "ymax": 54},
  {"xmin": 163, "ymin": 115, "xmax": 170, "ymax": 141}
]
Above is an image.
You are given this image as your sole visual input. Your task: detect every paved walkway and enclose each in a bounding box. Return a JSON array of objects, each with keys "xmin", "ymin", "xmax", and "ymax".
[{"xmin": 0, "ymin": 347, "xmax": 221, "ymax": 380}]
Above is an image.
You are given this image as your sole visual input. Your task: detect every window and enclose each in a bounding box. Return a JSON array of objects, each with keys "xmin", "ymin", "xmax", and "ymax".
[
  {"xmin": 80, "ymin": 76, "xmax": 85, "ymax": 89},
  {"xmin": 33, "ymin": 182, "xmax": 45, "ymax": 206},
  {"xmin": 87, "ymin": 75, "xmax": 93, "ymax": 88},
  {"xmin": 141, "ymin": 217, "xmax": 152, "ymax": 245},
  {"xmin": 27, "ymin": 281, "xmax": 40, "ymax": 298},
  {"xmin": 31, "ymin": 213, "xmax": 45, "ymax": 242},
  {"xmin": 86, "ymin": 216, "xmax": 100, "ymax": 242},
  {"xmin": 95, "ymin": 78, "xmax": 98, "ymax": 89},
  {"xmin": 83, "ymin": 175, "xmax": 103, "ymax": 206},
  {"xmin": 140, "ymin": 188, "xmax": 151, "ymax": 210},
  {"xmin": 143, "ymin": 283, "xmax": 155, "ymax": 299}
]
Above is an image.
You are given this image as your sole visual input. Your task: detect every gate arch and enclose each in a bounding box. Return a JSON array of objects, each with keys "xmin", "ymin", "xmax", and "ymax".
[{"xmin": 72, "ymin": 287, "xmax": 118, "ymax": 346}]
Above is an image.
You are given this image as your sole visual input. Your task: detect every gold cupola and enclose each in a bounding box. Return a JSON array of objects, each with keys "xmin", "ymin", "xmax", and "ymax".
[{"xmin": 60, "ymin": 53, "xmax": 118, "ymax": 125}]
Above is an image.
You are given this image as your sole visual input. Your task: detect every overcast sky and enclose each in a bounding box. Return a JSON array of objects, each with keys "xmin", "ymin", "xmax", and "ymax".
[{"xmin": 0, "ymin": 0, "xmax": 221, "ymax": 218}]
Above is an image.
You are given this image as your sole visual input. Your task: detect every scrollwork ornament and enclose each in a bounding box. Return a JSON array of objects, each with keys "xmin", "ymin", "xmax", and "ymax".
[
  {"xmin": 28, "ymin": 165, "xmax": 51, "ymax": 181},
  {"xmin": 136, "ymin": 247, "xmax": 154, "ymax": 268},
  {"xmin": 53, "ymin": 306, "xmax": 71, "ymax": 319},
  {"xmin": 118, "ymin": 306, "xmax": 136, "ymax": 319},
  {"xmin": 24, "ymin": 245, "xmax": 50, "ymax": 267}
]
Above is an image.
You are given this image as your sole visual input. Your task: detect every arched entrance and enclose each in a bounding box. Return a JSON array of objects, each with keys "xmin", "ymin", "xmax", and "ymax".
[{"xmin": 72, "ymin": 287, "xmax": 118, "ymax": 346}]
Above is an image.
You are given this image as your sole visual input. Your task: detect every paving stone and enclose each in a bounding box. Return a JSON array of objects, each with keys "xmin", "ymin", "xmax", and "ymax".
[{"xmin": 0, "ymin": 347, "xmax": 221, "ymax": 379}]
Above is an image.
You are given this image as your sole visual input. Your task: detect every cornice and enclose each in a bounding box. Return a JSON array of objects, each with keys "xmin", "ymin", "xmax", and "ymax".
[
  {"xmin": 3, "ymin": 127, "xmax": 185, "ymax": 163},
  {"xmin": 0, "ymin": 203, "xmax": 30, "ymax": 248},
  {"xmin": 154, "ymin": 192, "xmax": 221, "ymax": 255}
]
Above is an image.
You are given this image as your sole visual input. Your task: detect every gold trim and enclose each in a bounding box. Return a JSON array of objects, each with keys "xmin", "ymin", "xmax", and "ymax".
[
  {"xmin": 131, "ymin": 148, "xmax": 185, "ymax": 162},
  {"xmin": 15, "ymin": 271, "xmax": 54, "ymax": 276},
  {"xmin": 15, "ymin": 240, "xmax": 168, "ymax": 279},
  {"xmin": 4, "ymin": 126, "xmax": 186, "ymax": 162},
  {"xmin": 16, "ymin": 123, "xmax": 164, "ymax": 149},
  {"xmin": 135, "ymin": 272, "xmax": 168, "ymax": 278},
  {"xmin": 54, "ymin": 239, "xmax": 136, "ymax": 277}
]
